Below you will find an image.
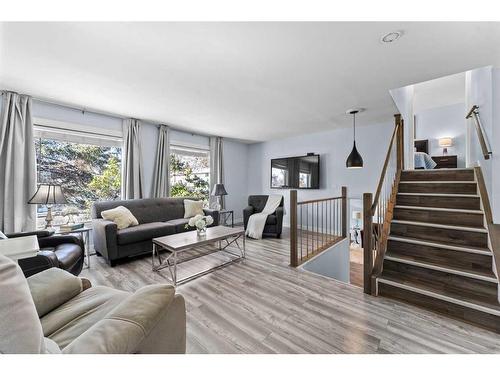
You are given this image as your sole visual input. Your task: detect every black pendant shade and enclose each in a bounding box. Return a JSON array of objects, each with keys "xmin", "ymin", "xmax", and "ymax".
[{"xmin": 346, "ymin": 110, "xmax": 364, "ymax": 168}]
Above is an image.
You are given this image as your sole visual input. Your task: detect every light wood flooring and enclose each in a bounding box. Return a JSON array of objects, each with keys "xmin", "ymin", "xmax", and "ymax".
[{"xmin": 81, "ymin": 229, "xmax": 500, "ymax": 354}]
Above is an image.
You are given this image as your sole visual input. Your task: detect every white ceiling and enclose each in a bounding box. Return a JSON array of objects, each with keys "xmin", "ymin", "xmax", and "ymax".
[
  {"xmin": 1, "ymin": 22, "xmax": 499, "ymax": 142},
  {"xmin": 413, "ymin": 72, "xmax": 466, "ymax": 113}
]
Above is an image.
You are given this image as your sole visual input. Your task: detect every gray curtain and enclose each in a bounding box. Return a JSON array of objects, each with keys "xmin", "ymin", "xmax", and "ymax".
[
  {"xmin": 151, "ymin": 125, "xmax": 170, "ymax": 198},
  {"xmin": 209, "ymin": 136, "xmax": 224, "ymax": 209},
  {"xmin": 121, "ymin": 119, "xmax": 144, "ymax": 199},
  {"xmin": 0, "ymin": 92, "xmax": 37, "ymax": 232}
]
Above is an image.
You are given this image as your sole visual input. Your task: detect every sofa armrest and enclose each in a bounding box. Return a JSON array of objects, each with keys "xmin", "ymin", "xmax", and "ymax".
[
  {"xmin": 6, "ymin": 230, "xmax": 54, "ymax": 239},
  {"xmin": 92, "ymin": 219, "xmax": 118, "ymax": 261},
  {"xmin": 62, "ymin": 284, "xmax": 185, "ymax": 354},
  {"xmin": 27, "ymin": 268, "xmax": 83, "ymax": 317},
  {"xmin": 18, "ymin": 250, "xmax": 59, "ymax": 278},
  {"xmin": 203, "ymin": 208, "xmax": 219, "ymax": 226},
  {"xmin": 38, "ymin": 234, "xmax": 84, "ymax": 249},
  {"xmin": 243, "ymin": 206, "xmax": 254, "ymax": 229}
]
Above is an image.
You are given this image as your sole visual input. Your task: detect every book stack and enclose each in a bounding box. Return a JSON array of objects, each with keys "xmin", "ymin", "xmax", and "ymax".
[{"xmin": 59, "ymin": 223, "xmax": 85, "ymax": 232}]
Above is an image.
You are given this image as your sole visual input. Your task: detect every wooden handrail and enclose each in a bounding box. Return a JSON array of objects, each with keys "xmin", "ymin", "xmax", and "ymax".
[
  {"xmin": 371, "ymin": 118, "xmax": 400, "ymax": 213},
  {"xmin": 362, "ymin": 114, "xmax": 404, "ymax": 295},
  {"xmin": 466, "ymin": 105, "xmax": 492, "ymax": 160},
  {"xmin": 474, "ymin": 166, "xmax": 500, "ymax": 301},
  {"xmin": 297, "ymin": 196, "xmax": 343, "ymax": 205}
]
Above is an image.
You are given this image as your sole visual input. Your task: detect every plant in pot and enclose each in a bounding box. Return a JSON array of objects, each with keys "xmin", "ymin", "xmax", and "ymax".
[{"xmin": 186, "ymin": 214, "xmax": 214, "ymax": 236}]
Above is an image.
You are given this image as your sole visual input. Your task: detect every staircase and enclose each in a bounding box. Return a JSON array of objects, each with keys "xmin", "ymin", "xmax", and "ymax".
[{"xmin": 376, "ymin": 168, "xmax": 500, "ymax": 332}]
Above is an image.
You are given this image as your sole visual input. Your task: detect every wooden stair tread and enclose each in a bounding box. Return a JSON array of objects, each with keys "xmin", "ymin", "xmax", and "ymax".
[
  {"xmin": 388, "ymin": 235, "xmax": 492, "ymax": 255},
  {"xmin": 394, "ymin": 205, "xmax": 483, "ymax": 214},
  {"xmin": 384, "ymin": 252, "xmax": 497, "ymax": 282},
  {"xmin": 391, "ymin": 220, "xmax": 487, "ymax": 233},
  {"xmin": 378, "ymin": 271, "xmax": 500, "ymax": 316}
]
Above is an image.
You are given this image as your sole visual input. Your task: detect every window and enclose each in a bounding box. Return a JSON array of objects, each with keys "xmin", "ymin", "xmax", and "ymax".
[
  {"xmin": 169, "ymin": 144, "xmax": 210, "ymax": 202},
  {"xmin": 34, "ymin": 119, "xmax": 122, "ymax": 228}
]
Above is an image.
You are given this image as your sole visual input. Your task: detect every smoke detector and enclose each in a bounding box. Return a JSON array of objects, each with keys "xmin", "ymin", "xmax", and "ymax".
[{"xmin": 380, "ymin": 31, "xmax": 403, "ymax": 44}]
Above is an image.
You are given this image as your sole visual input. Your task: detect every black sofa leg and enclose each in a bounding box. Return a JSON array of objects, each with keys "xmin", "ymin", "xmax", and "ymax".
[{"xmin": 108, "ymin": 259, "xmax": 117, "ymax": 267}]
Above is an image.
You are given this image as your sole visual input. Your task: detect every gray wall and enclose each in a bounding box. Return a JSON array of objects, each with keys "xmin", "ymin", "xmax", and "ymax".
[
  {"xmin": 246, "ymin": 120, "xmax": 394, "ymax": 226},
  {"xmin": 415, "ymin": 103, "xmax": 466, "ymax": 168},
  {"xmin": 302, "ymin": 239, "xmax": 350, "ymax": 283}
]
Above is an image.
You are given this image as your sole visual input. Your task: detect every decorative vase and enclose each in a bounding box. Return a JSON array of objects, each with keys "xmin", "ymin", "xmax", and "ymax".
[{"xmin": 197, "ymin": 227, "xmax": 207, "ymax": 236}]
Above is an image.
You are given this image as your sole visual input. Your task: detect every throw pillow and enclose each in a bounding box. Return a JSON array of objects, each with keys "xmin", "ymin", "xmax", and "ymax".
[
  {"xmin": 101, "ymin": 206, "xmax": 139, "ymax": 230},
  {"xmin": 184, "ymin": 199, "xmax": 205, "ymax": 218}
]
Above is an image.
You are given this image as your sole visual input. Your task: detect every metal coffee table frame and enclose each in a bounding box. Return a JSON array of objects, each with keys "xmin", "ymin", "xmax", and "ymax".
[{"xmin": 152, "ymin": 232, "xmax": 245, "ymax": 286}]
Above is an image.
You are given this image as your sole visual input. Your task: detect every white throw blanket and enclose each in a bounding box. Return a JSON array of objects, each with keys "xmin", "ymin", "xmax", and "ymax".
[{"xmin": 246, "ymin": 194, "xmax": 283, "ymax": 239}]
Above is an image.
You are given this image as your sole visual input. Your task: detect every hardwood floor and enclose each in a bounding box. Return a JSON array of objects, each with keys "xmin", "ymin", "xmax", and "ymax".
[{"xmin": 81, "ymin": 229, "xmax": 500, "ymax": 353}]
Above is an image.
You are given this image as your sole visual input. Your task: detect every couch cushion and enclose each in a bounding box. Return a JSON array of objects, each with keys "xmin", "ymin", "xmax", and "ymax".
[
  {"xmin": 166, "ymin": 218, "xmax": 190, "ymax": 233},
  {"xmin": 101, "ymin": 206, "xmax": 139, "ymax": 229},
  {"xmin": 266, "ymin": 215, "xmax": 277, "ymax": 225},
  {"xmin": 183, "ymin": 200, "xmax": 204, "ymax": 218},
  {"xmin": 92, "ymin": 198, "xmax": 191, "ymax": 224},
  {"xmin": 117, "ymin": 222, "xmax": 175, "ymax": 245},
  {"xmin": 42, "ymin": 286, "xmax": 128, "ymax": 350}
]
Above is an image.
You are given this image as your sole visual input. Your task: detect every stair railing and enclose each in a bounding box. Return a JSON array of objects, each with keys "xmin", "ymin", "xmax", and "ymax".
[
  {"xmin": 466, "ymin": 105, "xmax": 492, "ymax": 160},
  {"xmin": 474, "ymin": 166, "xmax": 500, "ymax": 301},
  {"xmin": 290, "ymin": 187, "xmax": 347, "ymax": 267},
  {"xmin": 362, "ymin": 114, "xmax": 404, "ymax": 295}
]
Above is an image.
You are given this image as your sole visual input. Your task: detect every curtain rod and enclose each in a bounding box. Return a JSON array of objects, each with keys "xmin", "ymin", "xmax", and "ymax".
[{"xmin": 0, "ymin": 90, "xmax": 214, "ymax": 138}]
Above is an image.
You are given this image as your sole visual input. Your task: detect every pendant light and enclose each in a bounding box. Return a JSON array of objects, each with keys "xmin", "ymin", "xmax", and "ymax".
[{"xmin": 346, "ymin": 109, "xmax": 364, "ymax": 169}]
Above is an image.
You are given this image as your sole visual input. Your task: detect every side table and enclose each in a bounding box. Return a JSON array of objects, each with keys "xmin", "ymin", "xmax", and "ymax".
[{"xmin": 219, "ymin": 210, "xmax": 234, "ymax": 227}]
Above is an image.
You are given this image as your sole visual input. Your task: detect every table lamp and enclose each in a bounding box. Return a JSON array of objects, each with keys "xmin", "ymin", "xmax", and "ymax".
[
  {"xmin": 211, "ymin": 183, "xmax": 228, "ymax": 210},
  {"xmin": 28, "ymin": 184, "xmax": 67, "ymax": 228},
  {"xmin": 439, "ymin": 137, "xmax": 453, "ymax": 155}
]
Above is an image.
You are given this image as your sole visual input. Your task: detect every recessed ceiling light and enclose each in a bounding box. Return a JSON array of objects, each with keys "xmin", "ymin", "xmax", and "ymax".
[{"xmin": 381, "ymin": 31, "xmax": 403, "ymax": 44}]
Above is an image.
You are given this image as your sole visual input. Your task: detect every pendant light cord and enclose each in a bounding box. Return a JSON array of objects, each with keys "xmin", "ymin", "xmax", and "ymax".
[{"xmin": 353, "ymin": 112, "xmax": 356, "ymax": 141}]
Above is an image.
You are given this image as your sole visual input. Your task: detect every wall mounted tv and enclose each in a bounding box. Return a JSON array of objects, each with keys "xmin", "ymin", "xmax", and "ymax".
[{"xmin": 270, "ymin": 154, "xmax": 320, "ymax": 189}]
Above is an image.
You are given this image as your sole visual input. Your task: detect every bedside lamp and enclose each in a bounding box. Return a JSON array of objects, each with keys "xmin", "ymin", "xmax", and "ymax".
[
  {"xmin": 28, "ymin": 184, "xmax": 67, "ymax": 228},
  {"xmin": 439, "ymin": 137, "xmax": 453, "ymax": 155},
  {"xmin": 211, "ymin": 183, "xmax": 228, "ymax": 211}
]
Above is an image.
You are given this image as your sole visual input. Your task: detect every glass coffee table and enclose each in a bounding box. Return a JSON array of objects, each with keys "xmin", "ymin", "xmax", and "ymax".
[{"xmin": 152, "ymin": 225, "xmax": 245, "ymax": 286}]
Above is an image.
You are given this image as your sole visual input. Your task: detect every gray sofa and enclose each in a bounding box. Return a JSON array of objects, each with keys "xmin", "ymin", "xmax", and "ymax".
[{"xmin": 92, "ymin": 198, "xmax": 219, "ymax": 266}]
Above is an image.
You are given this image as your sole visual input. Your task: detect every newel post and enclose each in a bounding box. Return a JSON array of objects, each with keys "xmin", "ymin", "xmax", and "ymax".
[
  {"xmin": 290, "ymin": 190, "xmax": 298, "ymax": 267},
  {"xmin": 341, "ymin": 186, "xmax": 347, "ymax": 238},
  {"xmin": 362, "ymin": 192, "xmax": 373, "ymax": 294},
  {"xmin": 395, "ymin": 114, "xmax": 403, "ymax": 171}
]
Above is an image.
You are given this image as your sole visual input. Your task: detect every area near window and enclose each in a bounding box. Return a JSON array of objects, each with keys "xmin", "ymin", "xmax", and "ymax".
[
  {"xmin": 169, "ymin": 143, "xmax": 210, "ymax": 203},
  {"xmin": 33, "ymin": 119, "xmax": 122, "ymax": 228}
]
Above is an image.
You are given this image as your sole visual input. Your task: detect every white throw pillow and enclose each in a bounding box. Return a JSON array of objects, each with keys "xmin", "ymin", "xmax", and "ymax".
[
  {"xmin": 184, "ymin": 199, "xmax": 205, "ymax": 218},
  {"xmin": 101, "ymin": 206, "xmax": 139, "ymax": 230}
]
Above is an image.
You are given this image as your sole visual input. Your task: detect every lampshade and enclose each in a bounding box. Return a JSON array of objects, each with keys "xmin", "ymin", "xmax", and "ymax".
[
  {"xmin": 28, "ymin": 184, "xmax": 67, "ymax": 205},
  {"xmin": 211, "ymin": 183, "xmax": 228, "ymax": 196},
  {"xmin": 346, "ymin": 109, "xmax": 364, "ymax": 169},
  {"xmin": 439, "ymin": 137, "xmax": 453, "ymax": 148}
]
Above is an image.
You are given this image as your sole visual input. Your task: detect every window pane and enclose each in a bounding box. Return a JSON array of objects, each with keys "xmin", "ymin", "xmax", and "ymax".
[
  {"xmin": 35, "ymin": 138, "xmax": 121, "ymax": 227},
  {"xmin": 170, "ymin": 147, "xmax": 210, "ymax": 203}
]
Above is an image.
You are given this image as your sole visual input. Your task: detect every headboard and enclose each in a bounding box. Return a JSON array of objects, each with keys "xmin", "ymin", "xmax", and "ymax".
[{"xmin": 414, "ymin": 139, "xmax": 429, "ymax": 154}]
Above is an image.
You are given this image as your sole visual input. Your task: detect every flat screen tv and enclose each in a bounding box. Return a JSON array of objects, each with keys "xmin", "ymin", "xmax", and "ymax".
[{"xmin": 270, "ymin": 154, "xmax": 320, "ymax": 189}]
